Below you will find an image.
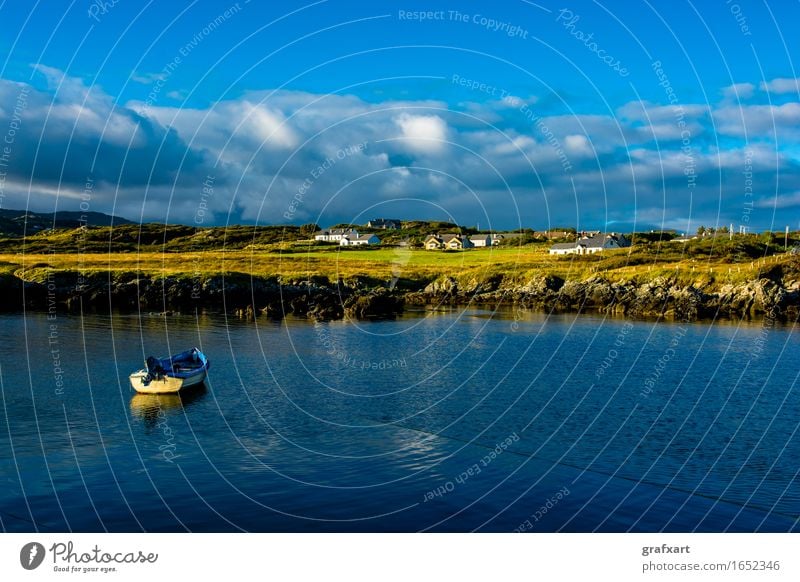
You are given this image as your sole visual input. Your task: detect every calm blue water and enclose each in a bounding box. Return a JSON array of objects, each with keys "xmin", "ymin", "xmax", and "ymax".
[{"xmin": 0, "ymin": 308, "xmax": 798, "ymax": 532}]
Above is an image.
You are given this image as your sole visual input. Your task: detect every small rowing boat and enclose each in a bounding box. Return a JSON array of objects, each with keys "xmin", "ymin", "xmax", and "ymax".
[{"xmin": 129, "ymin": 347, "xmax": 209, "ymax": 394}]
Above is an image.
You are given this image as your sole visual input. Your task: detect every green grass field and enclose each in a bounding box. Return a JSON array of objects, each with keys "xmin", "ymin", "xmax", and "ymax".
[{"xmin": 2, "ymin": 239, "xmax": 796, "ymax": 292}]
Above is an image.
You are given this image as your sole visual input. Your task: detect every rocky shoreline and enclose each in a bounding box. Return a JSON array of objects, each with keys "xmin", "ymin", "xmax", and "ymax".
[
  {"xmin": 2, "ymin": 266, "xmax": 799, "ymax": 322},
  {"xmin": 409, "ymin": 271, "xmax": 800, "ymax": 321},
  {"xmin": 0, "ymin": 271, "xmax": 406, "ymax": 321}
]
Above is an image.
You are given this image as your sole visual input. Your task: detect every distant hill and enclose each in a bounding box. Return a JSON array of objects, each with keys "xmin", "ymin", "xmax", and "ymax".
[{"xmin": 0, "ymin": 208, "xmax": 133, "ymax": 236}]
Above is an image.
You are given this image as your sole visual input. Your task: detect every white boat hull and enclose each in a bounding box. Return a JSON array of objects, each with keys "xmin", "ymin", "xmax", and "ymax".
[
  {"xmin": 129, "ymin": 368, "xmax": 207, "ymax": 394},
  {"xmin": 129, "ymin": 347, "xmax": 210, "ymax": 394}
]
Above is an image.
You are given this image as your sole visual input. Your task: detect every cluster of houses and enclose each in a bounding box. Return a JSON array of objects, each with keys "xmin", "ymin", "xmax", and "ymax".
[
  {"xmin": 313, "ymin": 228, "xmax": 381, "ymax": 246},
  {"xmin": 313, "ymin": 227, "xmax": 517, "ymax": 250},
  {"xmin": 548, "ymin": 232, "xmax": 631, "ymax": 255},
  {"xmin": 313, "ymin": 218, "xmax": 401, "ymax": 246},
  {"xmin": 423, "ymin": 233, "xmax": 503, "ymax": 250},
  {"xmin": 312, "ymin": 219, "xmax": 636, "ymax": 255}
]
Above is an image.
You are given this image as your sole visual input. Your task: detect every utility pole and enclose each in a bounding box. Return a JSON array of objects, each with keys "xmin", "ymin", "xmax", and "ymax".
[{"xmin": 786, "ymin": 226, "xmax": 789, "ymax": 250}]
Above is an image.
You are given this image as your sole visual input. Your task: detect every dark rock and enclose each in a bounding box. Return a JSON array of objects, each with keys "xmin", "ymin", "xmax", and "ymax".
[
  {"xmin": 290, "ymin": 295, "xmax": 310, "ymax": 316},
  {"xmin": 344, "ymin": 291, "xmax": 404, "ymax": 319},
  {"xmin": 262, "ymin": 301, "xmax": 286, "ymax": 320},
  {"xmin": 0, "ymin": 273, "xmax": 26, "ymax": 310},
  {"xmin": 308, "ymin": 300, "xmax": 344, "ymax": 321}
]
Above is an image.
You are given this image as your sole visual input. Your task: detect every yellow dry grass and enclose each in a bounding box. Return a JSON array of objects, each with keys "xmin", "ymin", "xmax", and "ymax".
[{"xmin": 0, "ymin": 244, "xmax": 791, "ymax": 290}]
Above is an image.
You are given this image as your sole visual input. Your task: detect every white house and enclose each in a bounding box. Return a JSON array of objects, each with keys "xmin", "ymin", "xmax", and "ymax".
[
  {"xmin": 468, "ymin": 234, "xmax": 487, "ymax": 247},
  {"xmin": 549, "ymin": 233, "xmax": 631, "ymax": 255},
  {"xmin": 425, "ymin": 234, "xmax": 474, "ymax": 250},
  {"xmin": 340, "ymin": 234, "xmax": 380, "ymax": 246},
  {"xmin": 549, "ymin": 242, "xmax": 579, "ymax": 255},
  {"xmin": 315, "ymin": 228, "xmax": 359, "ymax": 242}
]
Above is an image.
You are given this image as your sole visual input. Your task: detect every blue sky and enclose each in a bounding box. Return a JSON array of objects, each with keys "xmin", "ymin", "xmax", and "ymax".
[{"xmin": 1, "ymin": 0, "xmax": 799, "ymax": 232}]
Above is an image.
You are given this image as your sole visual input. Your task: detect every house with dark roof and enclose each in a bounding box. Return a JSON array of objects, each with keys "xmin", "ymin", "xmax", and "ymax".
[
  {"xmin": 469, "ymin": 234, "xmax": 492, "ymax": 247},
  {"xmin": 549, "ymin": 242, "xmax": 579, "ymax": 255},
  {"xmin": 340, "ymin": 233, "xmax": 381, "ymax": 246},
  {"xmin": 314, "ymin": 228, "xmax": 359, "ymax": 242},
  {"xmin": 549, "ymin": 233, "xmax": 631, "ymax": 255},
  {"xmin": 366, "ymin": 218, "xmax": 401, "ymax": 229}
]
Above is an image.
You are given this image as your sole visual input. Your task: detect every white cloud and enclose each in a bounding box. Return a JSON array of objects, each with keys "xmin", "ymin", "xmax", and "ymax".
[
  {"xmin": 394, "ymin": 112, "xmax": 448, "ymax": 152},
  {"xmin": 32, "ymin": 64, "xmax": 90, "ymax": 102},
  {"xmin": 4, "ymin": 66, "xmax": 800, "ymax": 229},
  {"xmin": 130, "ymin": 72, "xmax": 168, "ymax": 85},
  {"xmin": 714, "ymin": 102, "xmax": 800, "ymax": 137},
  {"xmin": 617, "ymin": 101, "xmax": 707, "ymax": 123},
  {"xmin": 564, "ymin": 134, "xmax": 593, "ymax": 156},
  {"xmin": 760, "ymin": 77, "xmax": 800, "ymax": 94},
  {"xmin": 616, "ymin": 101, "xmax": 708, "ymax": 141},
  {"xmin": 487, "ymin": 134, "xmax": 536, "ymax": 156},
  {"xmin": 239, "ymin": 101, "xmax": 298, "ymax": 149},
  {"xmin": 721, "ymin": 82, "xmax": 756, "ymax": 100}
]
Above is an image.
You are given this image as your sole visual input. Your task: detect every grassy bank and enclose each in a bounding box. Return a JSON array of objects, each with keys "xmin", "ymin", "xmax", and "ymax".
[
  {"xmin": 2, "ymin": 240, "xmax": 797, "ymax": 293},
  {"xmin": 1, "ymin": 221, "xmax": 797, "ymax": 292}
]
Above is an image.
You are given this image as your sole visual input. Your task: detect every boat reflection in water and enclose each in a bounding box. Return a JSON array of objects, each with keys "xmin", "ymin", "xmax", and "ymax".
[{"xmin": 129, "ymin": 383, "xmax": 207, "ymax": 428}]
